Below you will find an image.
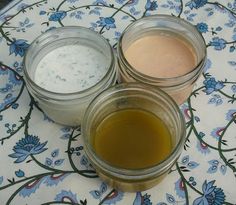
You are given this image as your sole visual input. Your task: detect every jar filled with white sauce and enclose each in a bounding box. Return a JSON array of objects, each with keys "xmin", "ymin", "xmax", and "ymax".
[{"xmin": 24, "ymin": 26, "xmax": 117, "ymax": 126}]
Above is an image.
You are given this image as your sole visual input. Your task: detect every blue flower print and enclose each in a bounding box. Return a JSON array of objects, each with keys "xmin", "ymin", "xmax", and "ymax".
[
  {"xmin": 196, "ymin": 22, "xmax": 208, "ymax": 33},
  {"xmin": 127, "ymin": 0, "xmax": 139, "ymax": 7},
  {"xmin": 19, "ymin": 177, "xmax": 44, "ymax": 197},
  {"xmin": 145, "ymin": 0, "xmax": 158, "ymax": 11},
  {"xmin": 175, "ymin": 178, "xmax": 185, "ymax": 198},
  {"xmin": 207, "ymin": 159, "xmax": 227, "ymax": 175},
  {"xmin": 157, "ymin": 193, "xmax": 177, "ymax": 205},
  {"xmin": 4, "ymin": 122, "xmax": 17, "ymax": 135},
  {"xmin": 89, "ymin": 7, "xmax": 101, "ymax": 16},
  {"xmin": 197, "ymin": 141, "xmax": 210, "ymax": 154},
  {"xmin": 194, "ymin": 116, "xmax": 200, "ymax": 122},
  {"xmin": 9, "ymin": 71, "xmax": 22, "ymax": 86},
  {"xmin": 90, "ymin": 22, "xmax": 98, "ymax": 30},
  {"xmin": 90, "ymin": 182, "xmax": 107, "ymax": 200},
  {"xmin": 0, "ymin": 65, "xmax": 9, "ymax": 75},
  {"xmin": 180, "ymin": 155, "xmax": 199, "ymax": 170},
  {"xmin": 208, "ymin": 94, "xmax": 223, "ymax": 106},
  {"xmin": 16, "ymin": 17, "xmax": 34, "ymax": 32},
  {"xmin": 0, "ymin": 83, "xmax": 12, "ymax": 94},
  {"xmin": 67, "ymin": 0, "xmax": 80, "ymax": 3},
  {"xmin": 203, "ymin": 77, "xmax": 224, "ymax": 94},
  {"xmin": 9, "ymin": 135, "xmax": 48, "ymax": 163},
  {"xmin": 103, "ymin": 190, "xmax": 124, "ymax": 205},
  {"xmin": 90, "ymin": 183, "xmax": 124, "ymax": 204},
  {"xmin": 9, "ymin": 39, "xmax": 29, "ymax": 57},
  {"xmin": 229, "ymin": 45, "xmax": 235, "ymax": 52},
  {"xmin": 93, "ymin": 0, "xmax": 108, "ymax": 6},
  {"xmin": 49, "ymin": 11, "xmax": 67, "ymax": 21},
  {"xmin": 55, "ymin": 190, "xmax": 78, "ymax": 203},
  {"xmin": 43, "ymin": 113, "xmax": 54, "ymax": 122},
  {"xmin": 209, "ymin": 37, "xmax": 227, "ymax": 50},
  {"xmin": 54, "ymin": 159, "xmax": 64, "ymax": 166},
  {"xmin": 230, "ymin": 57, "xmax": 236, "ymax": 65},
  {"xmin": 97, "ymin": 17, "xmax": 116, "ymax": 30},
  {"xmin": 210, "ymin": 127, "xmax": 224, "ymax": 141},
  {"xmin": 44, "ymin": 173, "xmax": 70, "ymax": 187},
  {"xmin": 15, "ymin": 169, "xmax": 25, "ymax": 178},
  {"xmin": 199, "ymin": 131, "xmax": 205, "ymax": 138},
  {"xmin": 51, "ymin": 149, "xmax": 59, "ymax": 158},
  {"xmin": 133, "ymin": 192, "xmax": 152, "ymax": 205},
  {"xmin": 186, "ymin": 0, "xmax": 207, "ymax": 10},
  {"xmin": 231, "ymin": 84, "xmax": 236, "ymax": 93},
  {"xmin": 45, "ymin": 149, "xmax": 64, "ymax": 168},
  {"xmin": 228, "ymin": 61, "xmax": 236, "ymax": 67},
  {"xmin": 39, "ymin": 10, "xmax": 46, "ymax": 15},
  {"xmin": 13, "ymin": 61, "xmax": 23, "ymax": 72},
  {"xmin": 45, "ymin": 158, "xmax": 53, "ymax": 167},
  {"xmin": 12, "ymin": 103, "xmax": 19, "ymax": 109},
  {"xmin": 70, "ymin": 11, "xmax": 85, "ymax": 19},
  {"xmin": 129, "ymin": 7, "xmax": 141, "ymax": 16},
  {"xmin": 0, "ymin": 93, "xmax": 16, "ymax": 111},
  {"xmin": 225, "ymin": 109, "xmax": 236, "ymax": 121},
  {"xmin": 80, "ymin": 155, "xmax": 93, "ymax": 169},
  {"xmin": 166, "ymin": 193, "xmax": 176, "ymax": 204},
  {"xmin": 180, "ymin": 103, "xmax": 191, "ymax": 120},
  {"xmin": 232, "ymin": 33, "xmax": 236, "ymax": 41},
  {"xmin": 193, "ymin": 180, "xmax": 225, "ymax": 205},
  {"xmin": 115, "ymin": 0, "xmax": 126, "ymax": 5},
  {"xmin": 60, "ymin": 127, "xmax": 71, "ymax": 140},
  {"xmin": 114, "ymin": 31, "xmax": 121, "ymax": 42},
  {"xmin": 17, "ymin": 3, "xmax": 28, "ymax": 11},
  {"xmin": 189, "ymin": 176, "xmax": 198, "ymax": 187},
  {"xmin": 115, "ymin": 0, "xmax": 139, "ymax": 7},
  {"xmin": 161, "ymin": 1, "xmax": 181, "ymax": 13}
]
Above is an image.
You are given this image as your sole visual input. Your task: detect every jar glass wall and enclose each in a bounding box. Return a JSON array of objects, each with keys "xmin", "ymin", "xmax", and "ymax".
[
  {"xmin": 117, "ymin": 15, "xmax": 206, "ymax": 104},
  {"xmin": 82, "ymin": 83, "xmax": 186, "ymax": 192},
  {"xmin": 24, "ymin": 26, "xmax": 117, "ymax": 126}
]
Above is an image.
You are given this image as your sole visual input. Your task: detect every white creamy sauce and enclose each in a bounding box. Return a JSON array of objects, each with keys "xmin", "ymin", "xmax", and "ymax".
[{"xmin": 34, "ymin": 44, "xmax": 108, "ymax": 93}]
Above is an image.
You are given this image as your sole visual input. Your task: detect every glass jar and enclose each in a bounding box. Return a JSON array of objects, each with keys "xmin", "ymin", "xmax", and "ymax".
[
  {"xmin": 117, "ymin": 15, "xmax": 206, "ymax": 104},
  {"xmin": 82, "ymin": 83, "xmax": 186, "ymax": 192},
  {"xmin": 24, "ymin": 26, "xmax": 117, "ymax": 126}
]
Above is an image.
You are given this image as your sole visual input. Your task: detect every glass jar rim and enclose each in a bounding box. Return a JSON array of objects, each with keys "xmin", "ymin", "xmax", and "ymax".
[
  {"xmin": 23, "ymin": 26, "xmax": 116, "ymax": 99},
  {"xmin": 82, "ymin": 83, "xmax": 186, "ymax": 180},
  {"xmin": 117, "ymin": 14, "xmax": 207, "ymax": 86}
]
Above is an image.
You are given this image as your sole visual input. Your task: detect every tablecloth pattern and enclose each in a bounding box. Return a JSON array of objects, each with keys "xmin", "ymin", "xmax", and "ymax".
[{"xmin": 0, "ymin": 0, "xmax": 236, "ymax": 204}]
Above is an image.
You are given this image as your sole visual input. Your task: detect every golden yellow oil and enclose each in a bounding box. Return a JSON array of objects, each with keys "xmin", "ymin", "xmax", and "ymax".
[{"xmin": 92, "ymin": 108, "xmax": 172, "ymax": 169}]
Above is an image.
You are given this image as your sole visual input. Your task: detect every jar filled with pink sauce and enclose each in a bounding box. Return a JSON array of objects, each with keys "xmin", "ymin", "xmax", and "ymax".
[{"xmin": 117, "ymin": 15, "xmax": 206, "ymax": 104}]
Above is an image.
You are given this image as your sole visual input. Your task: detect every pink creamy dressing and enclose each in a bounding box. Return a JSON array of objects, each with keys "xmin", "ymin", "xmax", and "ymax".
[{"xmin": 124, "ymin": 34, "xmax": 197, "ymax": 78}]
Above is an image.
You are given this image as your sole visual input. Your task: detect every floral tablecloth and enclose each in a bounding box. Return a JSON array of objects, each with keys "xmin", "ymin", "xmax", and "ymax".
[{"xmin": 0, "ymin": 0, "xmax": 236, "ymax": 204}]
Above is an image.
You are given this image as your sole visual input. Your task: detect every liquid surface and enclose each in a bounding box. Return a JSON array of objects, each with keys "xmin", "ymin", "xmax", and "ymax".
[
  {"xmin": 93, "ymin": 109, "xmax": 172, "ymax": 169},
  {"xmin": 34, "ymin": 44, "xmax": 108, "ymax": 93},
  {"xmin": 124, "ymin": 33, "xmax": 197, "ymax": 78}
]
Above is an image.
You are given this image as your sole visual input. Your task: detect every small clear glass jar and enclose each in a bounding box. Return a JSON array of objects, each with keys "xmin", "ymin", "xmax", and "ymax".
[
  {"xmin": 117, "ymin": 15, "xmax": 206, "ymax": 104},
  {"xmin": 24, "ymin": 26, "xmax": 117, "ymax": 126},
  {"xmin": 82, "ymin": 83, "xmax": 186, "ymax": 192}
]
